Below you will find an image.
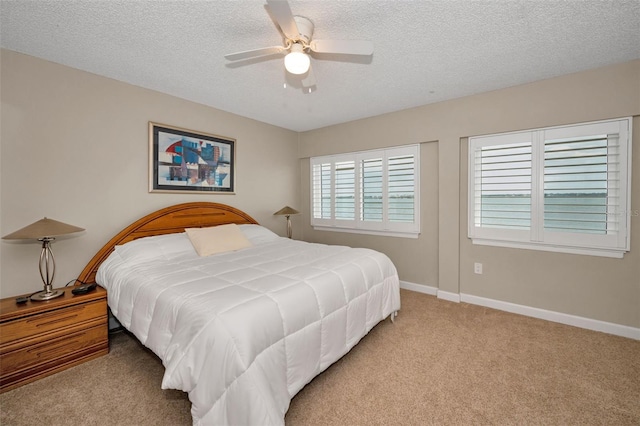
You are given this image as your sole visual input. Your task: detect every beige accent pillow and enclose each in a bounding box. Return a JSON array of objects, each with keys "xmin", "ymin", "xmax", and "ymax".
[{"xmin": 185, "ymin": 223, "xmax": 253, "ymax": 257}]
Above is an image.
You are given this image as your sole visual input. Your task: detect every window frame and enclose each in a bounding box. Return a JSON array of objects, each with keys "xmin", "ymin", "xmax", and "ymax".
[
  {"xmin": 311, "ymin": 144, "xmax": 420, "ymax": 238},
  {"xmin": 468, "ymin": 118, "xmax": 632, "ymax": 258}
]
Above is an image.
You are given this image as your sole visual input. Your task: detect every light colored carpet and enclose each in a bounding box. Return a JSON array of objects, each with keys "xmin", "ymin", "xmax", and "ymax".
[{"xmin": 1, "ymin": 289, "xmax": 638, "ymax": 425}]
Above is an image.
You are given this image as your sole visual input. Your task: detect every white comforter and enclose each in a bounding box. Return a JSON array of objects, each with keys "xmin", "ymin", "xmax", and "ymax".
[{"xmin": 97, "ymin": 225, "xmax": 400, "ymax": 425}]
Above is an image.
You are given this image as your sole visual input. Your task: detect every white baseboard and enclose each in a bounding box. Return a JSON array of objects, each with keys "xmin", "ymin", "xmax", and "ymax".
[
  {"xmin": 398, "ymin": 281, "xmax": 461, "ymax": 302},
  {"xmin": 461, "ymin": 293, "xmax": 640, "ymax": 341},
  {"xmin": 398, "ymin": 282, "xmax": 640, "ymax": 340},
  {"xmin": 436, "ymin": 290, "xmax": 461, "ymax": 303},
  {"xmin": 399, "ymin": 281, "xmax": 437, "ymax": 296}
]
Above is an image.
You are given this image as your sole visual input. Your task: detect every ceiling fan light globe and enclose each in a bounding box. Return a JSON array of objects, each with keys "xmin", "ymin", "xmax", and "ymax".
[{"xmin": 284, "ymin": 51, "xmax": 310, "ymax": 75}]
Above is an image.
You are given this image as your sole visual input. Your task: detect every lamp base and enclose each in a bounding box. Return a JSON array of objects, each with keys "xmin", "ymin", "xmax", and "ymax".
[{"xmin": 30, "ymin": 289, "xmax": 64, "ymax": 302}]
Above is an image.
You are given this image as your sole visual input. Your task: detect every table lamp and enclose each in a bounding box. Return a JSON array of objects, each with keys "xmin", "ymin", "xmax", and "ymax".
[
  {"xmin": 2, "ymin": 217, "xmax": 84, "ymax": 301},
  {"xmin": 273, "ymin": 206, "xmax": 299, "ymax": 239}
]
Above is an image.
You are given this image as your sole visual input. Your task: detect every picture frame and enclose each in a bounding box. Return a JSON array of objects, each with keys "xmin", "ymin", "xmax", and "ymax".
[{"xmin": 149, "ymin": 122, "xmax": 235, "ymax": 194}]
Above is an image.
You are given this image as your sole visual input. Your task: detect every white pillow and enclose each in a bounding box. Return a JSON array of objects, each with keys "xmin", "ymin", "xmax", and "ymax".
[
  {"xmin": 185, "ymin": 223, "xmax": 253, "ymax": 257},
  {"xmin": 114, "ymin": 233, "xmax": 194, "ymax": 262},
  {"xmin": 238, "ymin": 224, "xmax": 280, "ymax": 245}
]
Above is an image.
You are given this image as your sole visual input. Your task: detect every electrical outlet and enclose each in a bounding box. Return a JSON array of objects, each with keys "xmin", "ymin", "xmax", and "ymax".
[{"xmin": 474, "ymin": 262, "xmax": 483, "ymax": 274}]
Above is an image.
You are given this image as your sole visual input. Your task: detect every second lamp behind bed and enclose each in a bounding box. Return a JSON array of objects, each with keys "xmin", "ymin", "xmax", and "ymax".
[{"xmin": 273, "ymin": 206, "xmax": 299, "ymax": 239}]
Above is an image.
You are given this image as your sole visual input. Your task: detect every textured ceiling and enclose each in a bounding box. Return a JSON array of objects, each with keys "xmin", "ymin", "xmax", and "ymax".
[{"xmin": 1, "ymin": 0, "xmax": 639, "ymax": 132}]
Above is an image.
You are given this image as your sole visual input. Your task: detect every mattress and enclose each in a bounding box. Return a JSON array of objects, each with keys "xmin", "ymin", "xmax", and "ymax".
[{"xmin": 96, "ymin": 225, "xmax": 400, "ymax": 425}]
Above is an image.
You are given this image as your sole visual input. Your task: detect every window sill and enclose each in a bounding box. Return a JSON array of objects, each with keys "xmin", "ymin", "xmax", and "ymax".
[
  {"xmin": 313, "ymin": 225, "xmax": 420, "ymax": 239},
  {"xmin": 470, "ymin": 238, "xmax": 626, "ymax": 258}
]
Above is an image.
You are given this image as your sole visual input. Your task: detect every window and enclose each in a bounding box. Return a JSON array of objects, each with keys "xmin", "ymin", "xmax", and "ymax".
[
  {"xmin": 311, "ymin": 145, "xmax": 420, "ymax": 237},
  {"xmin": 468, "ymin": 118, "xmax": 632, "ymax": 258}
]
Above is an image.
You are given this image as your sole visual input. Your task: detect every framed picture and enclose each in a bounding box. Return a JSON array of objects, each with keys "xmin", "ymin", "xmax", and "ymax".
[{"xmin": 149, "ymin": 122, "xmax": 235, "ymax": 194}]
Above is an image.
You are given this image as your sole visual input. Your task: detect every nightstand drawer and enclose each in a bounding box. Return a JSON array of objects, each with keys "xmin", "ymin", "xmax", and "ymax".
[
  {"xmin": 0, "ymin": 300, "xmax": 106, "ymax": 347},
  {"xmin": 0, "ymin": 286, "xmax": 108, "ymax": 393},
  {"xmin": 0, "ymin": 324, "xmax": 107, "ymax": 375}
]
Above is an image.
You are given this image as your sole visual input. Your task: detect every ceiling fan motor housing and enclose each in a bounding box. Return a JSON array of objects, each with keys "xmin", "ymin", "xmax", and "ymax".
[{"xmin": 293, "ymin": 16, "xmax": 314, "ymax": 44}]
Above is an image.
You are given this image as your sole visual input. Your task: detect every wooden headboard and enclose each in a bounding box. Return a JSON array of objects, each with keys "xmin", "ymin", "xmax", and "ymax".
[{"xmin": 78, "ymin": 202, "xmax": 258, "ymax": 285}]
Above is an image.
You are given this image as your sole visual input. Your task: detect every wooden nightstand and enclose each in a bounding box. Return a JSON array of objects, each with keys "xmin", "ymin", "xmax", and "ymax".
[{"xmin": 0, "ymin": 285, "xmax": 108, "ymax": 393}]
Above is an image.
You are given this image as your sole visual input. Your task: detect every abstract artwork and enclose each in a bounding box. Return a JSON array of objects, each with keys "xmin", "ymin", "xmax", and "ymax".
[{"xmin": 149, "ymin": 122, "xmax": 235, "ymax": 193}]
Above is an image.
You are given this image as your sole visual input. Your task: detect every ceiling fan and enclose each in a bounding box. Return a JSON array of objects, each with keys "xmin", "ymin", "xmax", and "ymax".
[{"xmin": 224, "ymin": 0, "xmax": 373, "ymax": 91}]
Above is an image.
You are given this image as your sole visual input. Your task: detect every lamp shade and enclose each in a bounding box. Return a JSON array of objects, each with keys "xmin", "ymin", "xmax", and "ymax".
[
  {"xmin": 273, "ymin": 206, "xmax": 300, "ymax": 216},
  {"xmin": 284, "ymin": 44, "xmax": 310, "ymax": 75},
  {"xmin": 3, "ymin": 217, "xmax": 84, "ymax": 240}
]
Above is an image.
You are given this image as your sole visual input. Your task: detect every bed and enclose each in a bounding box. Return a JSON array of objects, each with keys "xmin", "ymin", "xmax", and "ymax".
[{"xmin": 78, "ymin": 202, "xmax": 400, "ymax": 425}]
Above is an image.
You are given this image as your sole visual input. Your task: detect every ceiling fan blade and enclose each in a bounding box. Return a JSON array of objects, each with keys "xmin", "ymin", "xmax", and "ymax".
[
  {"xmin": 301, "ymin": 65, "xmax": 316, "ymax": 89},
  {"xmin": 309, "ymin": 39, "xmax": 374, "ymax": 56},
  {"xmin": 266, "ymin": 0, "xmax": 299, "ymax": 40},
  {"xmin": 224, "ymin": 46, "xmax": 286, "ymax": 61}
]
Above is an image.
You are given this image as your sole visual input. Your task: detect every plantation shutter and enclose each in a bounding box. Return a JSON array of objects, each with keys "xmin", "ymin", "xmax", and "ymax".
[
  {"xmin": 474, "ymin": 142, "xmax": 532, "ymax": 230},
  {"xmin": 540, "ymin": 120, "xmax": 629, "ymax": 250},
  {"xmin": 311, "ymin": 161, "xmax": 332, "ymax": 222},
  {"xmin": 469, "ymin": 131, "xmax": 534, "ymax": 242},
  {"xmin": 361, "ymin": 157, "xmax": 383, "ymax": 221},
  {"xmin": 310, "ymin": 144, "xmax": 420, "ymax": 237},
  {"xmin": 388, "ymin": 154, "xmax": 416, "ymax": 223},
  {"xmin": 335, "ymin": 160, "xmax": 355, "ymax": 220},
  {"xmin": 543, "ymin": 135, "xmax": 611, "ymax": 234},
  {"xmin": 469, "ymin": 118, "xmax": 630, "ymax": 257}
]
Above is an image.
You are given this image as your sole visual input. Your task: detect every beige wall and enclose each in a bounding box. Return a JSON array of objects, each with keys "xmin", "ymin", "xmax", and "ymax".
[
  {"xmin": 0, "ymin": 49, "xmax": 300, "ymax": 298},
  {"xmin": 2, "ymin": 48, "xmax": 638, "ymax": 329},
  {"xmin": 299, "ymin": 60, "xmax": 640, "ymax": 328}
]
